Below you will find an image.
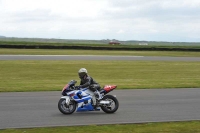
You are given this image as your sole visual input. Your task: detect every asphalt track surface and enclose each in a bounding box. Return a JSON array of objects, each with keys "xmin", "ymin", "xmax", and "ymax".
[
  {"xmin": 0, "ymin": 55, "xmax": 200, "ymax": 61},
  {"xmin": 0, "ymin": 89, "xmax": 200, "ymax": 129},
  {"xmin": 0, "ymin": 55, "xmax": 200, "ymax": 129}
]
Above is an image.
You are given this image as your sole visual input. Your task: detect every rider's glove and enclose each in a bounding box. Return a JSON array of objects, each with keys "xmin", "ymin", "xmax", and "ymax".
[{"xmin": 75, "ymin": 86, "xmax": 80, "ymax": 90}]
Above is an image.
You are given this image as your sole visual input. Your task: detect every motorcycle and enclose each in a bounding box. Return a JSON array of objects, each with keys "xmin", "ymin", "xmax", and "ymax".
[{"xmin": 58, "ymin": 80, "xmax": 119, "ymax": 114}]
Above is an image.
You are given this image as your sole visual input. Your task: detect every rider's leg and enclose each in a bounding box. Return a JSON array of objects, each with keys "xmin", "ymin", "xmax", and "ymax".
[
  {"xmin": 89, "ymin": 85, "xmax": 99, "ymax": 108},
  {"xmin": 92, "ymin": 94, "xmax": 96, "ymax": 106}
]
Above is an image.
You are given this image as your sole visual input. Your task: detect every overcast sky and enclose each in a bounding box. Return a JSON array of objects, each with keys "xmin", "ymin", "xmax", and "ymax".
[{"xmin": 0, "ymin": 0, "xmax": 200, "ymax": 42}]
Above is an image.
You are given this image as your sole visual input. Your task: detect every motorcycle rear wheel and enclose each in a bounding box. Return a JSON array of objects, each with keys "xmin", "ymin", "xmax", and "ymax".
[
  {"xmin": 101, "ymin": 95, "xmax": 119, "ymax": 113},
  {"xmin": 58, "ymin": 98, "xmax": 76, "ymax": 114}
]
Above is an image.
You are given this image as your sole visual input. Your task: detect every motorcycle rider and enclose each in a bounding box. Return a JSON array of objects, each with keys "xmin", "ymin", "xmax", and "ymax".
[{"xmin": 76, "ymin": 68, "xmax": 101, "ymax": 109}]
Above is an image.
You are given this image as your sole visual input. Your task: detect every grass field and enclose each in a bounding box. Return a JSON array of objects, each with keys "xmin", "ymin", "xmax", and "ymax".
[
  {"xmin": 0, "ymin": 48, "xmax": 200, "ymax": 57},
  {"xmin": 1, "ymin": 121, "xmax": 200, "ymax": 133},
  {"xmin": 0, "ymin": 60, "xmax": 199, "ymax": 92}
]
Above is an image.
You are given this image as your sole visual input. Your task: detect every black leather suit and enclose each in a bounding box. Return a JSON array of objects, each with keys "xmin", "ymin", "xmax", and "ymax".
[{"xmin": 79, "ymin": 75, "xmax": 100, "ymax": 91}]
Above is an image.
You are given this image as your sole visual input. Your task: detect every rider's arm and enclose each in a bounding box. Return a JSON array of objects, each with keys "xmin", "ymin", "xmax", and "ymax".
[{"xmin": 79, "ymin": 77, "xmax": 92, "ymax": 88}]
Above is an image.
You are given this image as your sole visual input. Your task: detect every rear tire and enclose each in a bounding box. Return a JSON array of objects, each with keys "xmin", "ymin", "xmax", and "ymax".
[
  {"xmin": 101, "ymin": 95, "xmax": 119, "ymax": 113},
  {"xmin": 58, "ymin": 98, "xmax": 76, "ymax": 115}
]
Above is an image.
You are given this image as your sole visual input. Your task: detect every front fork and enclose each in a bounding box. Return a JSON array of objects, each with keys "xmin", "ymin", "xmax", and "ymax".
[{"xmin": 61, "ymin": 96, "xmax": 71, "ymax": 106}]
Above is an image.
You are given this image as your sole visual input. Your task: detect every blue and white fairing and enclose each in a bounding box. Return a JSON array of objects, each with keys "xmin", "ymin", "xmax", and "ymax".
[{"xmin": 66, "ymin": 88, "xmax": 96, "ymax": 112}]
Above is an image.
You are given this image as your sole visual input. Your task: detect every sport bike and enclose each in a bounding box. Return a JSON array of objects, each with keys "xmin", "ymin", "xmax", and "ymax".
[{"xmin": 58, "ymin": 80, "xmax": 119, "ymax": 114}]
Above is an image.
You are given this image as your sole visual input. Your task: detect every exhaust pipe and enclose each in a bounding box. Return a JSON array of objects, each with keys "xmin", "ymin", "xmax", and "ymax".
[{"xmin": 99, "ymin": 100, "xmax": 110, "ymax": 105}]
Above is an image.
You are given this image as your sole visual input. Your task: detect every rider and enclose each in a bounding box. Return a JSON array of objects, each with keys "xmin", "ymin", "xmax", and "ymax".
[{"xmin": 76, "ymin": 68, "xmax": 101, "ymax": 108}]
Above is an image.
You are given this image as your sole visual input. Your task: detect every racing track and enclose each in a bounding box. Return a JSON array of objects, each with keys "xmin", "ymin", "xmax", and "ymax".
[
  {"xmin": 0, "ymin": 89, "xmax": 200, "ymax": 129},
  {"xmin": 0, "ymin": 55, "xmax": 200, "ymax": 61},
  {"xmin": 0, "ymin": 55, "xmax": 200, "ymax": 129}
]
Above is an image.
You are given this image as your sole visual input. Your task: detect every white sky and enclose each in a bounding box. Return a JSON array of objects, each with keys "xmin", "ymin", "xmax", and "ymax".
[{"xmin": 0, "ymin": 0, "xmax": 200, "ymax": 42}]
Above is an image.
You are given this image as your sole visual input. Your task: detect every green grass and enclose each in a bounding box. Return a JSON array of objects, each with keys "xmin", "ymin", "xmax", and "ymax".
[
  {"xmin": 1, "ymin": 121, "xmax": 200, "ymax": 133},
  {"xmin": 0, "ymin": 48, "xmax": 200, "ymax": 57},
  {"xmin": 0, "ymin": 61, "xmax": 200, "ymax": 92}
]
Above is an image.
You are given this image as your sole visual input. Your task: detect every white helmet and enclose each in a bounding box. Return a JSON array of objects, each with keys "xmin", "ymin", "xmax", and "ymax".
[{"xmin": 78, "ymin": 68, "xmax": 88, "ymax": 79}]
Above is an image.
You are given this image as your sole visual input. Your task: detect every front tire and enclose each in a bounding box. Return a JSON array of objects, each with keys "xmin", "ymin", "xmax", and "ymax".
[
  {"xmin": 101, "ymin": 95, "xmax": 119, "ymax": 113},
  {"xmin": 58, "ymin": 98, "xmax": 76, "ymax": 115}
]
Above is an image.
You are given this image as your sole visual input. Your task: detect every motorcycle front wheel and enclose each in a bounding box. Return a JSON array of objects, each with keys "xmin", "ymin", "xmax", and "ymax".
[
  {"xmin": 58, "ymin": 98, "xmax": 76, "ymax": 115},
  {"xmin": 101, "ymin": 95, "xmax": 119, "ymax": 113}
]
